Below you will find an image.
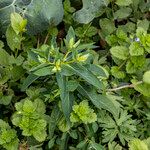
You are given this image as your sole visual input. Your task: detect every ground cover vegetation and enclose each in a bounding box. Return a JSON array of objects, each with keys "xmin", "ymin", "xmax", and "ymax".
[{"xmin": 0, "ymin": 0, "xmax": 150, "ymax": 149}]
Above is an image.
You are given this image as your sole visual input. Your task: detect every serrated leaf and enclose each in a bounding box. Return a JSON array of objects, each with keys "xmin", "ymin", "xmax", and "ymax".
[
  {"xmin": 110, "ymin": 46, "xmax": 129, "ymax": 60},
  {"xmin": 128, "ymin": 139, "xmax": 148, "ymax": 150},
  {"xmin": 111, "ymin": 66, "xmax": 126, "ymax": 79},
  {"xmin": 126, "ymin": 61, "xmax": 137, "ymax": 74},
  {"xmin": 33, "ymin": 130, "xmax": 47, "ymax": 142},
  {"xmin": 63, "ymin": 63, "xmax": 104, "ymax": 90},
  {"xmin": 129, "ymin": 42, "xmax": 144, "ymax": 56},
  {"xmin": 100, "ymin": 18, "xmax": 116, "ymax": 36}
]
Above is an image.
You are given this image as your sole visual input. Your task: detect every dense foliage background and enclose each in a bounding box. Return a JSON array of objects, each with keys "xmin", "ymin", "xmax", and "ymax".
[{"xmin": 0, "ymin": 0, "xmax": 150, "ymax": 149}]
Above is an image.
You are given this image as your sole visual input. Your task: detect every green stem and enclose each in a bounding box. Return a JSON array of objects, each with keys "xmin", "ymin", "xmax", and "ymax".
[{"xmin": 107, "ymin": 81, "xmax": 143, "ymax": 92}]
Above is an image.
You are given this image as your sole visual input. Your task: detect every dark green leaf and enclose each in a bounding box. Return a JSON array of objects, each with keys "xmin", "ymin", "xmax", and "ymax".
[
  {"xmin": 0, "ymin": 0, "xmax": 64, "ymax": 34},
  {"xmin": 56, "ymin": 73, "xmax": 73, "ymax": 121},
  {"xmin": 33, "ymin": 66, "xmax": 54, "ymax": 76},
  {"xmin": 73, "ymin": 0, "xmax": 110, "ymax": 24},
  {"xmin": 88, "ymin": 64, "xmax": 107, "ymax": 78},
  {"xmin": 114, "ymin": 8, "xmax": 132, "ymax": 19},
  {"xmin": 77, "ymin": 85, "xmax": 119, "ymax": 118},
  {"xmin": 63, "ymin": 63, "xmax": 104, "ymax": 90},
  {"xmin": 21, "ymin": 74, "xmax": 39, "ymax": 91},
  {"xmin": 48, "ymin": 106, "xmax": 61, "ymax": 139},
  {"xmin": 0, "ymin": 49, "xmax": 10, "ymax": 66},
  {"xmin": 89, "ymin": 142, "xmax": 105, "ymax": 150},
  {"xmin": 76, "ymin": 140, "xmax": 87, "ymax": 149}
]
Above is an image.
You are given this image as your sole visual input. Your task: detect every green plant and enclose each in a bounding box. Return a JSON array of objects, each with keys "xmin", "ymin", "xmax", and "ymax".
[
  {"xmin": 12, "ymin": 98, "xmax": 47, "ymax": 142},
  {"xmin": 0, "ymin": 0, "xmax": 150, "ymax": 149},
  {"xmin": 0, "ymin": 120, "xmax": 19, "ymax": 150}
]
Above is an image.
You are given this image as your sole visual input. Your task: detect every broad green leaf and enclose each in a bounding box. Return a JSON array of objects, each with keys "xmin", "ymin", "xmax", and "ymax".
[
  {"xmin": 130, "ymin": 56, "xmax": 145, "ymax": 68},
  {"xmin": 111, "ymin": 66, "xmax": 126, "ymax": 79},
  {"xmin": 0, "ymin": 67, "xmax": 9, "ymax": 84},
  {"xmin": 88, "ymin": 64, "xmax": 108, "ymax": 78},
  {"xmin": 33, "ymin": 66, "xmax": 54, "ymax": 76},
  {"xmin": 144, "ymin": 137, "xmax": 150, "ymax": 150},
  {"xmin": 116, "ymin": 0, "xmax": 132, "ymax": 6},
  {"xmin": 63, "ymin": 63, "xmax": 104, "ymax": 90},
  {"xmin": 110, "ymin": 46, "xmax": 129, "ymax": 60},
  {"xmin": 0, "ymin": 95, "xmax": 13, "ymax": 105},
  {"xmin": 132, "ymin": 79, "xmax": 150, "ymax": 97},
  {"xmin": 129, "ymin": 42, "xmax": 144, "ymax": 56},
  {"xmin": 67, "ymin": 80, "xmax": 79, "ymax": 92},
  {"xmin": 0, "ymin": 0, "xmax": 64, "ymax": 34},
  {"xmin": 56, "ymin": 73, "xmax": 73, "ymax": 121},
  {"xmin": 58, "ymin": 116, "xmax": 71, "ymax": 132},
  {"xmin": 128, "ymin": 139, "xmax": 148, "ymax": 150},
  {"xmin": 0, "ymin": 49, "xmax": 10, "ymax": 66},
  {"xmin": 76, "ymin": 140, "xmax": 87, "ymax": 149},
  {"xmin": 126, "ymin": 61, "xmax": 137, "ymax": 74},
  {"xmin": 11, "ymin": 12, "xmax": 27, "ymax": 34},
  {"xmin": 73, "ymin": 0, "xmax": 110, "ymax": 24},
  {"xmin": 34, "ymin": 98, "xmax": 46, "ymax": 114},
  {"xmin": 33, "ymin": 130, "xmax": 47, "ymax": 142},
  {"xmin": 23, "ymin": 100, "xmax": 35, "ymax": 113},
  {"xmin": 100, "ymin": 18, "xmax": 116, "ymax": 36},
  {"xmin": 77, "ymin": 85, "xmax": 119, "ymax": 118},
  {"xmin": 6, "ymin": 26, "xmax": 22, "ymax": 51},
  {"xmin": 143, "ymin": 70, "xmax": 150, "ymax": 84},
  {"xmin": 137, "ymin": 19, "xmax": 149, "ymax": 31},
  {"xmin": 10, "ymin": 66, "xmax": 25, "ymax": 81},
  {"xmin": 21, "ymin": 74, "xmax": 39, "ymax": 91},
  {"xmin": 114, "ymin": 8, "xmax": 132, "ymax": 19}
]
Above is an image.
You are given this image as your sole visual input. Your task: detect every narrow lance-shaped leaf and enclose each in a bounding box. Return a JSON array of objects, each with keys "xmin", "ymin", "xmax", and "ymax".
[
  {"xmin": 21, "ymin": 74, "xmax": 39, "ymax": 91},
  {"xmin": 33, "ymin": 66, "xmax": 54, "ymax": 76},
  {"xmin": 48, "ymin": 106, "xmax": 62, "ymax": 139},
  {"xmin": 77, "ymin": 84, "xmax": 119, "ymax": 118},
  {"xmin": 56, "ymin": 73, "xmax": 73, "ymax": 122},
  {"xmin": 63, "ymin": 63, "xmax": 104, "ymax": 90}
]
